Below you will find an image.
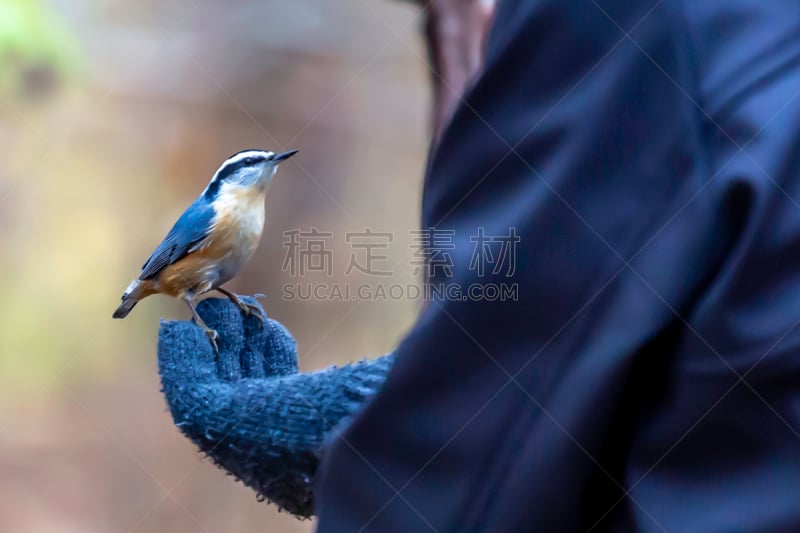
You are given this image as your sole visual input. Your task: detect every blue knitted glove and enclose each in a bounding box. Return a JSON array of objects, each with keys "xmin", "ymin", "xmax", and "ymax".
[{"xmin": 157, "ymin": 296, "xmax": 394, "ymax": 517}]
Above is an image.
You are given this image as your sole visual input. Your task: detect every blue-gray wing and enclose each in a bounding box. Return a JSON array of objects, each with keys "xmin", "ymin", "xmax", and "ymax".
[{"xmin": 139, "ymin": 199, "xmax": 216, "ymax": 280}]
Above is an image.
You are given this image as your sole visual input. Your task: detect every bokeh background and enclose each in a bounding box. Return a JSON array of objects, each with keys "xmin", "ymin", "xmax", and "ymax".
[{"xmin": 0, "ymin": 0, "xmax": 430, "ymax": 531}]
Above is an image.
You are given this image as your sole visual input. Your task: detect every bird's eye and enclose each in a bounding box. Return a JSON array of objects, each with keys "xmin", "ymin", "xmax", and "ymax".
[{"xmin": 244, "ymin": 157, "xmax": 255, "ymax": 165}]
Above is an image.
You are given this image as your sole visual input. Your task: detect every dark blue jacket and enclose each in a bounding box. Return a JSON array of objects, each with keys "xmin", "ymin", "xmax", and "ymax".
[{"xmin": 316, "ymin": 0, "xmax": 800, "ymax": 531}]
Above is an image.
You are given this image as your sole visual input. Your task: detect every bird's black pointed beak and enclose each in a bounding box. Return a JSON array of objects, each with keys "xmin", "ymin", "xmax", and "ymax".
[{"xmin": 270, "ymin": 149, "xmax": 299, "ymax": 165}]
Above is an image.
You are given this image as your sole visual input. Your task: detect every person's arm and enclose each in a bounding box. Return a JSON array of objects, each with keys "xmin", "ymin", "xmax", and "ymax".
[
  {"xmin": 313, "ymin": 1, "xmax": 741, "ymax": 530},
  {"xmin": 157, "ymin": 297, "xmax": 393, "ymax": 517}
]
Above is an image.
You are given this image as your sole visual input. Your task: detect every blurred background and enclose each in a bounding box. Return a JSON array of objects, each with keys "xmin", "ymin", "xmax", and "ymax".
[{"xmin": 0, "ymin": 0, "xmax": 430, "ymax": 530}]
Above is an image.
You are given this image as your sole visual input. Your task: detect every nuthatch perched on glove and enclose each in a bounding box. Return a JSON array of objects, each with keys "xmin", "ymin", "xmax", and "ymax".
[{"xmin": 113, "ymin": 148, "xmax": 298, "ymax": 350}]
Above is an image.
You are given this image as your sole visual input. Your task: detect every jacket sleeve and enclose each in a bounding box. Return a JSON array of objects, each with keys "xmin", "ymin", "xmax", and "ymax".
[{"xmin": 316, "ymin": 1, "xmax": 800, "ymax": 531}]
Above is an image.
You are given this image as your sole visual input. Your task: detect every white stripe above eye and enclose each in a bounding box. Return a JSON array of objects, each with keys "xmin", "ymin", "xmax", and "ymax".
[
  {"xmin": 224, "ymin": 150, "xmax": 274, "ymax": 166},
  {"xmin": 208, "ymin": 150, "xmax": 275, "ymax": 185}
]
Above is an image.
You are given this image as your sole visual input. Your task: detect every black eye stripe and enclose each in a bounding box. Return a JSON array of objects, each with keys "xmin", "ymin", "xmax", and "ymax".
[
  {"xmin": 241, "ymin": 155, "xmax": 267, "ymax": 166},
  {"xmin": 203, "ymin": 153, "xmax": 268, "ymax": 200}
]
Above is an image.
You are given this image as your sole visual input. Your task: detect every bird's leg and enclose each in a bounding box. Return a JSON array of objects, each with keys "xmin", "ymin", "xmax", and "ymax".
[
  {"xmin": 184, "ymin": 296, "xmax": 219, "ymax": 352},
  {"xmin": 216, "ymin": 287, "xmax": 264, "ymax": 321}
]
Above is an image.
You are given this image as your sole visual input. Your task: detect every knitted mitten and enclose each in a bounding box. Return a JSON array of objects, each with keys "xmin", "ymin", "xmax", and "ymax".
[{"xmin": 157, "ymin": 296, "xmax": 394, "ymax": 517}]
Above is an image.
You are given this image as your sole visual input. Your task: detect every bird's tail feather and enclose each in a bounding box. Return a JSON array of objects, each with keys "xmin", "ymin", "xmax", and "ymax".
[{"xmin": 113, "ymin": 279, "xmax": 151, "ymax": 319}]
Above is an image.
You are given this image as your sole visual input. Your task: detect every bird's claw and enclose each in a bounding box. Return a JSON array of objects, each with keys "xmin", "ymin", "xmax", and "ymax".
[
  {"xmin": 239, "ymin": 301, "xmax": 264, "ymax": 322},
  {"xmin": 225, "ymin": 292, "xmax": 265, "ymax": 321},
  {"xmin": 204, "ymin": 327, "xmax": 219, "ymax": 352},
  {"xmin": 216, "ymin": 289, "xmax": 265, "ymax": 322}
]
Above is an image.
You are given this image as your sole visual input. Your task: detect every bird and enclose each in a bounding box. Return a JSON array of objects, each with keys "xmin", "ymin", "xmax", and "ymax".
[{"xmin": 113, "ymin": 148, "xmax": 298, "ymax": 350}]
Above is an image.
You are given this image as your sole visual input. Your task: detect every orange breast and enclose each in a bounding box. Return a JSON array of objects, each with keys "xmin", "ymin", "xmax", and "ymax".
[{"xmin": 155, "ymin": 184, "xmax": 266, "ymax": 298}]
